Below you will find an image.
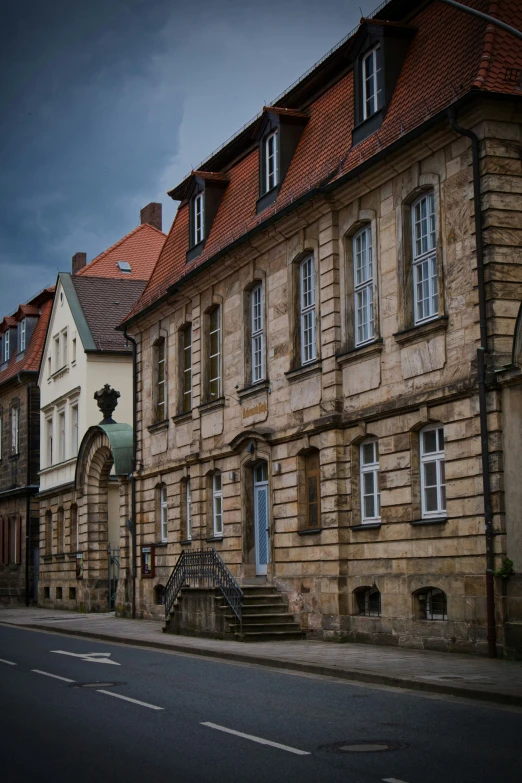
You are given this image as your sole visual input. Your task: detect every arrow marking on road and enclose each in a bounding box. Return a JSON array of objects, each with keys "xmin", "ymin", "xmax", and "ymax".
[{"xmin": 51, "ymin": 651, "xmax": 121, "ymax": 665}]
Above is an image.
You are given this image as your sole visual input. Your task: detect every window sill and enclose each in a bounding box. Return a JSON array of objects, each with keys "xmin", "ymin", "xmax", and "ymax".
[
  {"xmin": 55, "ymin": 552, "xmax": 66, "ymax": 560},
  {"xmin": 180, "ymin": 539, "xmax": 193, "ymax": 546},
  {"xmin": 237, "ymin": 380, "xmax": 270, "ymax": 401},
  {"xmin": 8, "ymin": 453, "xmax": 20, "ymax": 461},
  {"xmin": 42, "ymin": 554, "xmax": 53, "ymax": 562},
  {"xmin": 394, "ymin": 316, "xmax": 448, "ymax": 347},
  {"xmin": 411, "ymin": 517, "xmax": 447, "ymax": 526},
  {"xmin": 147, "ymin": 419, "xmax": 169, "ymax": 434},
  {"xmin": 155, "ymin": 541, "xmax": 168, "ymax": 548},
  {"xmin": 39, "ymin": 456, "xmax": 77, "ymax": 475},
  {"xmin": 50, "ymin": 365, "xmax": 69, "ymax": 381},
  {"xmin": 67, "ymin": 551, "xmax": 80, "ymax": 559},
  {"xmin": 337, "ymin": 340, "xmax": 383, "ymax": 366},
  {"xmin": 172, "ymin": 410, "xmax": 192, "ymax": 424},
  {"xmin": 351, "ymin": 523, "xmax": 382, "ymax": 530},
  {"xmin": 199, "ymin": 397, "xmax": 225, "ymax": 413},
  {"xmin": 206, "ymin": 535, "xmax": 224, "ymax": 543},
  {"xmin": 285, "ymin": 360, "xmax": 322, "ymax": 384},
  {"xmin": 297, "ymin": 527, "xmax": 323, "ymax": 536}
]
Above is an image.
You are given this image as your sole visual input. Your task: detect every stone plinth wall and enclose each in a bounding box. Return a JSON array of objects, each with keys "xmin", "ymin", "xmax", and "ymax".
[{"xmin": 164, "ymin": 588, "xmax": 228, "ymax": 639}]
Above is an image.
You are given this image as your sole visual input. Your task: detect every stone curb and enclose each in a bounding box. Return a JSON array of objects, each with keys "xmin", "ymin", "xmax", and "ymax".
[{"xmin": 11, "ymin": 621, "xmax": 521, "ymax": 708}]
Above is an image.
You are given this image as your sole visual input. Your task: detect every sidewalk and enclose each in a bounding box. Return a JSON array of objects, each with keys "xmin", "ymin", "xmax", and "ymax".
[{"xmin": 1, "ymin": 605, "xmax": 522, "ymax": 707}]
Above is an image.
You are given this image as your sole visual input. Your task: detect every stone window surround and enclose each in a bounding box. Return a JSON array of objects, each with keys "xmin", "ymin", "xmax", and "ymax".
[
  {"xmin": 287, "ymin": 242, "xmax": 320, "ymax": 373},
  {"xmin": 242, "ymin": 271, "xmax": 267, "ymax": 390}
]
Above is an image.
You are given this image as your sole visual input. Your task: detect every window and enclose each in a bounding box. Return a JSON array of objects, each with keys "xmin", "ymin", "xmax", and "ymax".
[
  {"xmin": 355, "ymin": 586, "xmax": 381, "ymax": 617},
  {"xmin": 62, "ymin": 329, "xmax": 68, "ymax": 366},
  {"xmin": 362, "ymin": 45, "xmax": 382, "ymax": 119},
  {"xmin": 181, "ymin": 325, "xmax": 192, "ymax": 413},
  {"xmin": 56, "ymin": 508, "xmax": 64, "ymax": 553},
  {"xmin": 0, "ymin": 414, "xmax": 3, "ymax": 460},
  {"xmin": 117, "ymin": 260, "xmax": 132, "ymax": 272},
  {"xmin": 9, "ymin": 516, "xmax": 21, "ymax": 564},
  {"xmin": 360, "ymin": 439, "xmax": 380, "ymax": 523},
  {"xmin": 416, "ymin": 587, "xmax": 447, "ymax": 621},
  {"xmin": 47, "ymin": 355, "xmax": 51, "ymax": 378},
  {"xmin": 208, "ymin": 307, "xmax": 221, "ymax": 399},
  {"xmin": 412, "ymin": 192, "xmax": 437, "ymax": 324},
  {"xmin": 10, "ymin": 405, "xmax": 19, "ymax": 455},
  {"xmin": 58, "ymin": 410, "xmax": 66, "ymax": 462},
  {"xmin": 3, "ymin": 330, "xmax": 9, "ymax": 362},
  {"xmin": 53, "ymin": 334, "xmax": 60, "ymax": 371},
  {"xmin": 212, "ymin": 472, "xmax": 223, "ymax": 537},
  {"xmin": 155, "ymin": 338, "xmax": 166, "ymax": 421},
  {"xmin": 251, "ymin": 283, "xmax": 264, "ymax": 383},
  {"xmin": 304, "ymin": 450, "xmax": 321, "ymax": 529},
  {"xmin": 353, "ymin": 226, "xmax": 374, "ymax": 346},
  {"xmin": 300, "ymin": 256, "xmax": 316, "ymax": 365},
  {"xmin": 420, "ymin": 425, "xmax": 446, "ymax": 518},
  {"xmin": 181, "ymin": 479, "xmax": 192, "ymax": 542},
  {"xmin": 160, "ymin": 485, "xmax": 168, "ymax": 542},
  {"xmin": 193, "ymin": 193, "xmax": 204, "ymax": 245},
  {"xmin": 153, "ymin": 584, "xmax": 165, "ymax": 605},
  {"xmin": 265, "ymin": 130, "xmax": 278, "ymax": 192},
  {"xmin": 20, "ymin": 319, "xmax": 26, "ymax": 352},
  {"xmin": 70, "ymin": 504, "xmax": 78, "ymax": 552},
  {"xmin": 46, "ymin": 416, "xmax": 53, "ymax": 466},
  {"xmin": 72, "ymin": 337, "xmax": 77, "ymax": 363},
  {"xmin": 71, "ymin": 404, "xmax": 78, "ymax": 454}
]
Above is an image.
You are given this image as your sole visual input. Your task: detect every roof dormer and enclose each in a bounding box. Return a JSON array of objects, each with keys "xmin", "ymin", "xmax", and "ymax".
[
  {"xmin": 352, "ymin": 18, "xmax": 416, "ymax": 146},
  {"xmin": 255, "ymin": 106, "xmax": 308, "ymax": 214},
  {"xmin": 0, "ymin": 317, "xmax": 17, "ymax": 366},
  {"xmin": 169, "ymin": 171, "xmax": 229, "ymax": 264}
]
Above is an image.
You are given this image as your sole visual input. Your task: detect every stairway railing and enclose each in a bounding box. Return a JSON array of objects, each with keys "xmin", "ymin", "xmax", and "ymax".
[{"xmin": 164, "ymin": 548, "xmax": 243, "ymax": 627}]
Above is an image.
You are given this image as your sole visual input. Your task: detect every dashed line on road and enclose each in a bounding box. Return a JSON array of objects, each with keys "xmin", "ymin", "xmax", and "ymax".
[
  {"xmin": 31, "ymin": 669, "xmax": 75, "ymax": 683},
  {"xmin": 97, "ymin": 690, "xmax": 164, "ymax": 710},
  {"xmin": 0, "ymin": 658, "xmax": 17, "ymax": 666},
  {"xmin": 383, "ymin": 778, "xmax": 410, "ymax": 782},
  {"xmin": 201, "ymin": 722, "xmax": 311, "ymax": 756}
]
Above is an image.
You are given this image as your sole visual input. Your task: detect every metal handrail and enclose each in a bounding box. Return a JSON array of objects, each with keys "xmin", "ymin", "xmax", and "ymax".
[{"xmin": 164, "ymin": 548, "xmax": 243, "ymax": 627}]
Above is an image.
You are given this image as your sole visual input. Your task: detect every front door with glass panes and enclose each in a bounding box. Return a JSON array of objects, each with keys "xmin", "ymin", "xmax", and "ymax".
[{"xmin": 253, "ymin": 462, "xmax": 269, "ymax": 576}]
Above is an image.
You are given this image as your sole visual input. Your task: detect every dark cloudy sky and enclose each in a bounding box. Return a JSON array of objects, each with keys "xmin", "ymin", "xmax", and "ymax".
[{"xmin": 1, "ymin": 0, "xmax": 376, "ymax": 316}]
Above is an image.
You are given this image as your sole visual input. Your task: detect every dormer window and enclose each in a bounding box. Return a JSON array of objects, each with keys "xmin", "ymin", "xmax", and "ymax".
[
  {"xmin": 3, "ymin": 331, "xmax": 9, "ymax": 363},
  {"xmin": 362, "ymin": 45, "xmax": 382, "ymax": 120},
  {"xmin": 19, "ymin": 319, "xmax": 26, "ymax": 352},
  {"xmin": 193, "ymin": 192, "xmax": 205, "ymax": 245},
  {"xmin": 265, "ymin": 130, "xmax": 279, "ymax": 192}
]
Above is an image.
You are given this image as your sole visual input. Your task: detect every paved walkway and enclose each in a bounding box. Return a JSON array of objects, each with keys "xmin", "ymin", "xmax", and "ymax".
[{"xmin": 1, "ymin": 605, "xmax": 522, "ymax": 706}]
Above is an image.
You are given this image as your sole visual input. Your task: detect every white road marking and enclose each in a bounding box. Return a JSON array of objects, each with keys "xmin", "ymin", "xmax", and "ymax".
[
  {"xmin": 0, "ymin": 658, "xmax": 17, "ymax": 666},
  {"xmin": 383, "ymin": 778, "xmax": 410, "ymax": 782},
  {"xmin": 201, "ymin": 722, "xmax": 311, "ymax": 756},
  {"xmin": 51, "ymin": 650, "xmax": 120, "ymax": 665},
  {"xmin": 97, "ymin": 690, "xmax": 164, "ymax": 710},
  {"xmin": 32, "ymin": 669, "xmax": 75, "ymax": 683}
]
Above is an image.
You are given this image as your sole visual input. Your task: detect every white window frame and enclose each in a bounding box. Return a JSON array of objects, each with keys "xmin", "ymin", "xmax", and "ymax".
[
  {"xmin": 71, "ymin": 403, "xmax": 79, "ymax": 455},
  {"xmin": 46, "ymin": 416, "xmax": 53, "ymax": 466},
  {"xmin": 212, "ymin": 472, "xmax": 223, "ymax": 537},
  {"xmin": 412, "ymin": 192, "xmax": 438, "ymax": 325},
  {"xmin": 186, "ymin": 480, "xmax": 192, "ymax": 541},
  {"xmin": 58, "ymin": 409, "xmax": 66, "ymax": 462},
  {"xmin": 360, "ymin": 439, "xmax": 380, "ymax": 524},
  {"xmin": 11, "ymin": 406, "xmax": 19, "ymax": 455},
  {"xmin": 61, "ymin": 328, "xmax": 68, "ymax": 367},
  {"xmin": 160, "ymin": 485, "xmax": 168, "ymax": 542},
  {"xmin": 362, "ymin": 45, "xmax": 381, "ymax": 120},
  {"xmin": 4, "ymin": 330, "xmax": 10, "ymax": 362},
  {"xmin": 420, "ymin": 424, "xmax": 446, "ymax": 519},
  {"xmin": 72, "ymin": 337, "xmax": 77, "ymax": 364},
  {"xmin": 300, "ymin": 255, "xmax": 316, "ymax": 365},
  {"xmin": 251, "ymin": 283, "xmax": 264, "ymax": 383},
  {"xmin": 20, "ymin": 319, "xmax": 26, "ymax": 352},
  {"xmin": 208, "ymin": 307, "xmax": 221, "ymax": 399},
  {"xmin": 265, "ymin": 130, "xmax": 278, "ymax": 192},
  {"xmin": 182, "ymin": 325, "xmax": 192, "ymax": 413},
  {"xmin": 53, "ymin": 334, "xmax": 60, "ymax": 372},
  {"xmin": 353, "ymin": 225, "xmax": 375, "ymax": 346},
  {"xmin": 156, "ymin": 339, "xmax": 166, "ymax": 421},
  {"xmin": 193, "ymin": 192, "xmax": 204, "ymax": 245}
]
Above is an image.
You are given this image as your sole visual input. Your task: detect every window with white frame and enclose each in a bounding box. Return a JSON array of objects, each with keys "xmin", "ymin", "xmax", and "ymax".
[
  {"xmin": 412, "ymin": 192, "xmax": 438, "ymax": 324},
  {"xmin": 46, "ymin": 416, "xmax": 53, "ymax": 466},
  {"xmin": 20, "ymin": 320, "xmax": 26, "ymax": 352},
  {"xmin": 212, "ymin": 472, "xmax": 223, "ymax": 537},
  {"xmin": 265, "ymin": 130, "xmax": 278, "ymax": 192},
  {"xmin": 208, "ymin": 307, "xmax": 221, "ymax": 399},
  {"xmin": 156, "ymin": 338, "xmax": 166, "ymax": 421},
  {"xmin": 300, "ymin": 255, "xmax": 316, "ymax": 365},
  {"xmin": 47, "ymin": 355, "xmax": 51, "ymax": 378},
  {"xmin": 362, "ymin": 45, "xmax": 382, "ymax": 119},
  {"xmin": 4, "ymin": 330, "xmax": 10, "ymax": 362},
  {"xmin": 251, "ymin": 283, "xmax": 264, "ymax": 383},
  {"xmin": 420, "ymin": 425, "xmax": 446, "ymax": 518},
  {"xmin": 193, "ymin": 193, "xmax": 204, "ymax": 245},
  {"xmin": 360, "ymin": 439, "xmax": 380, "ymax": 523},
  {"xmin": 71, "ymin": 404, "xmax": 79, "ymax": 454},
  {"xmin": 182, "ymin": 325, "xmax": 192, "ymax": 413},
  {"xmin": 53, "ymin": 334, "xmax": 60, "ymax": 371},
  {"xmin": 353, "ymin": 225, "xmax": 374, "ymax": 345},
  {"xmin": 186, "ymin": 480, "xmax": 192, "ymax": 541},
  {"xmin": 61, "ymin": 329, "xmax": 68, "ymax": 367},
  {"xmin": 72, "ymin": 337, "xmax": 77, "ymax": 363},
  {"xmin": 160, "ymin": 484, "xmax": 168, "ymax": 542},
  {"xmin": 58, "ymin": 410, "xmax": 65, "ymax": 462},
  {"xmin": 11, "ymin": 406, "xmax": 19, "ymax": 455}
]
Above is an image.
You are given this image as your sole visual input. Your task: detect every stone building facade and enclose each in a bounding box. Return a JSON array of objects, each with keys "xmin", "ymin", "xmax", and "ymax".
[{"xmin": 120, "ymin": 0, "xmax": 522, "ymax": 655}]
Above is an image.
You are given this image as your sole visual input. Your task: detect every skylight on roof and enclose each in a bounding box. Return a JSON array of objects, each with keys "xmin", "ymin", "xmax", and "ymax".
[{"xmin": 117, "ymin": 261, "xmax": 132, "ymax": 272}]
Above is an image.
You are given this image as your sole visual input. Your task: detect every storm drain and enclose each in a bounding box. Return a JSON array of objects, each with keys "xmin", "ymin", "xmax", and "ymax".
[
  {"xmin": 71, "ymin": 682, "xmax": 125, "ymax": 688},
  {"xmin": 319, "ymin": 740, "xmax": 408, "ymax": 753}
]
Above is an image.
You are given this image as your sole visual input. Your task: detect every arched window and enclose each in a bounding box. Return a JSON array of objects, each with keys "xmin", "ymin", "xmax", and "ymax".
[
  {"xmin": 207, "ymin": 306, "xmax": 221, "ymax": 400},
  {"xmin": 212, "ymin": 472, "xmax": 223, "ymax": 537},
  {"xmin": 153, "ymin": 584, "xmax": 165, "ymax": 606},
  {"xmin": 44, "ymin": 510, "xmax": 52, "ymax": 556},
  {"xmin": 154, "ymin": 337, "xmax": 167, "ymax": 421},
  {"xmin": 353, "ymin": 225, "xmax": 374, "ymax": 346},
  {"xmin": 354, "ymin": 586, "xmax": 381, "ymax": 617},
  {"xmin": 411, "ymin": 191, "xmax": 437, "ymax": 324},
  {"xmin": 180, "ymin": 324, "xmax": 192, "ymax": 413},
  {"xmin": 304, "ymin": 450, "xmax": 321, "ymax": 529},
  {"xmin": 420, "ymin": 424, "xmax": 446, "ymax": 518},
  {"xmin": 415, "ymin": 587, "xmax": 447, "ymax": 621},
  {"xmin": 360, "ymin": 439, "xmax": 380, "ymax": 524},
  {"xmin": 299, "ymin": 255, "xmax": 316, "ymax": 365},
  {"xmin": 70, "ymin": 504, "xmax": 78, "ymax": 552},
  {"xmin": 56, "ymin": 508, "xmax": 64, "ymax": 554}
]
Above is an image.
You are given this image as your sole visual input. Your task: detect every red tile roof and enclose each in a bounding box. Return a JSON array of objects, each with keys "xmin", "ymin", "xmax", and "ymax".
[
  {"xmin": 77, "ymin": 223, "xmax": 166, "ymax": 281},
  {"xmin": 124, "ymin": 0, "xmax": 522, "ymax": 324},
  {"xmin": 0, "ymin": 288, "xmax": 55, "ymax": 387}
]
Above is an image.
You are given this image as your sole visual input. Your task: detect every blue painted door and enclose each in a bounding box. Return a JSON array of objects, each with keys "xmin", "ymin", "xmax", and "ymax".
[{"xmin": 254, "ymin": 463, "xmax": 269, "ymax": 576}]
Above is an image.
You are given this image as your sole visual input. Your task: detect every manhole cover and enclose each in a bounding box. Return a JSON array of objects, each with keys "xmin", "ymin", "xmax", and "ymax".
[
  {"xmin": 319, "ymin": 741, "xmax": 408, "ymax": 754},
  {"xmin": 71, "ymin": 682, "xmax": 125, "ymax": 688}
]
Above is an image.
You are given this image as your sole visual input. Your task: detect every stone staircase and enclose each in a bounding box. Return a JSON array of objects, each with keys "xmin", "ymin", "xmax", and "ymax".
[{"xmin": 218, "ymin": 585, "xmax": 304, "ymax": 642}]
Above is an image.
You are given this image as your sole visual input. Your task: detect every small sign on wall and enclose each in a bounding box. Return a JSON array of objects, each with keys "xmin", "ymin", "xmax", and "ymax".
[{"xmin": 141, "ymin": 545, "xmax": 155, "ymax": 578}]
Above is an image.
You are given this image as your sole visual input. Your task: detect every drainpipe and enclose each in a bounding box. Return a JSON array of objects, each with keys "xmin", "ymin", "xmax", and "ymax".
[
  {"xmin": 124, "ymin": 329, "xmax": 138, "ymax": 619},
  {"xmin": 25, "ymin": 384, "xmax": 31, "ymax": 606},
  {"xmin": 448, "ymin": 108, "xmax": 496, "ymax": 658}
]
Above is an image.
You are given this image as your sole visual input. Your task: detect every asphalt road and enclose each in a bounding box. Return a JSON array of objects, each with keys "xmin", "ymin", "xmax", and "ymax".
[{"xmin": 0, "ymin": 623, "xmax": 520, "ymax": 783}]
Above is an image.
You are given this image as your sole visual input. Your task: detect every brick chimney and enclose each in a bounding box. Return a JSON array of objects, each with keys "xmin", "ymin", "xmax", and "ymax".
[
  {"xmin": 140, "ymin": 202, "xmax": 162, "ymax": 232},
  {"xmin": 72, "ymin": 252, "xmax": 87, "ymax": 275}
]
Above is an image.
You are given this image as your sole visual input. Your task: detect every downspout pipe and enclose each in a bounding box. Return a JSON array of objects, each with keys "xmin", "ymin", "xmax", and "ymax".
[
  {"xmin": 448, "ymin": 107, "xmax": 496, "ymax": 658},
  {"xmin": 124, "ymin": 329, "xmax": 138, "ymax": 620},
  {"xmin": 25, "ymin": 385, "xmax": 31, "ymax": 606}
]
